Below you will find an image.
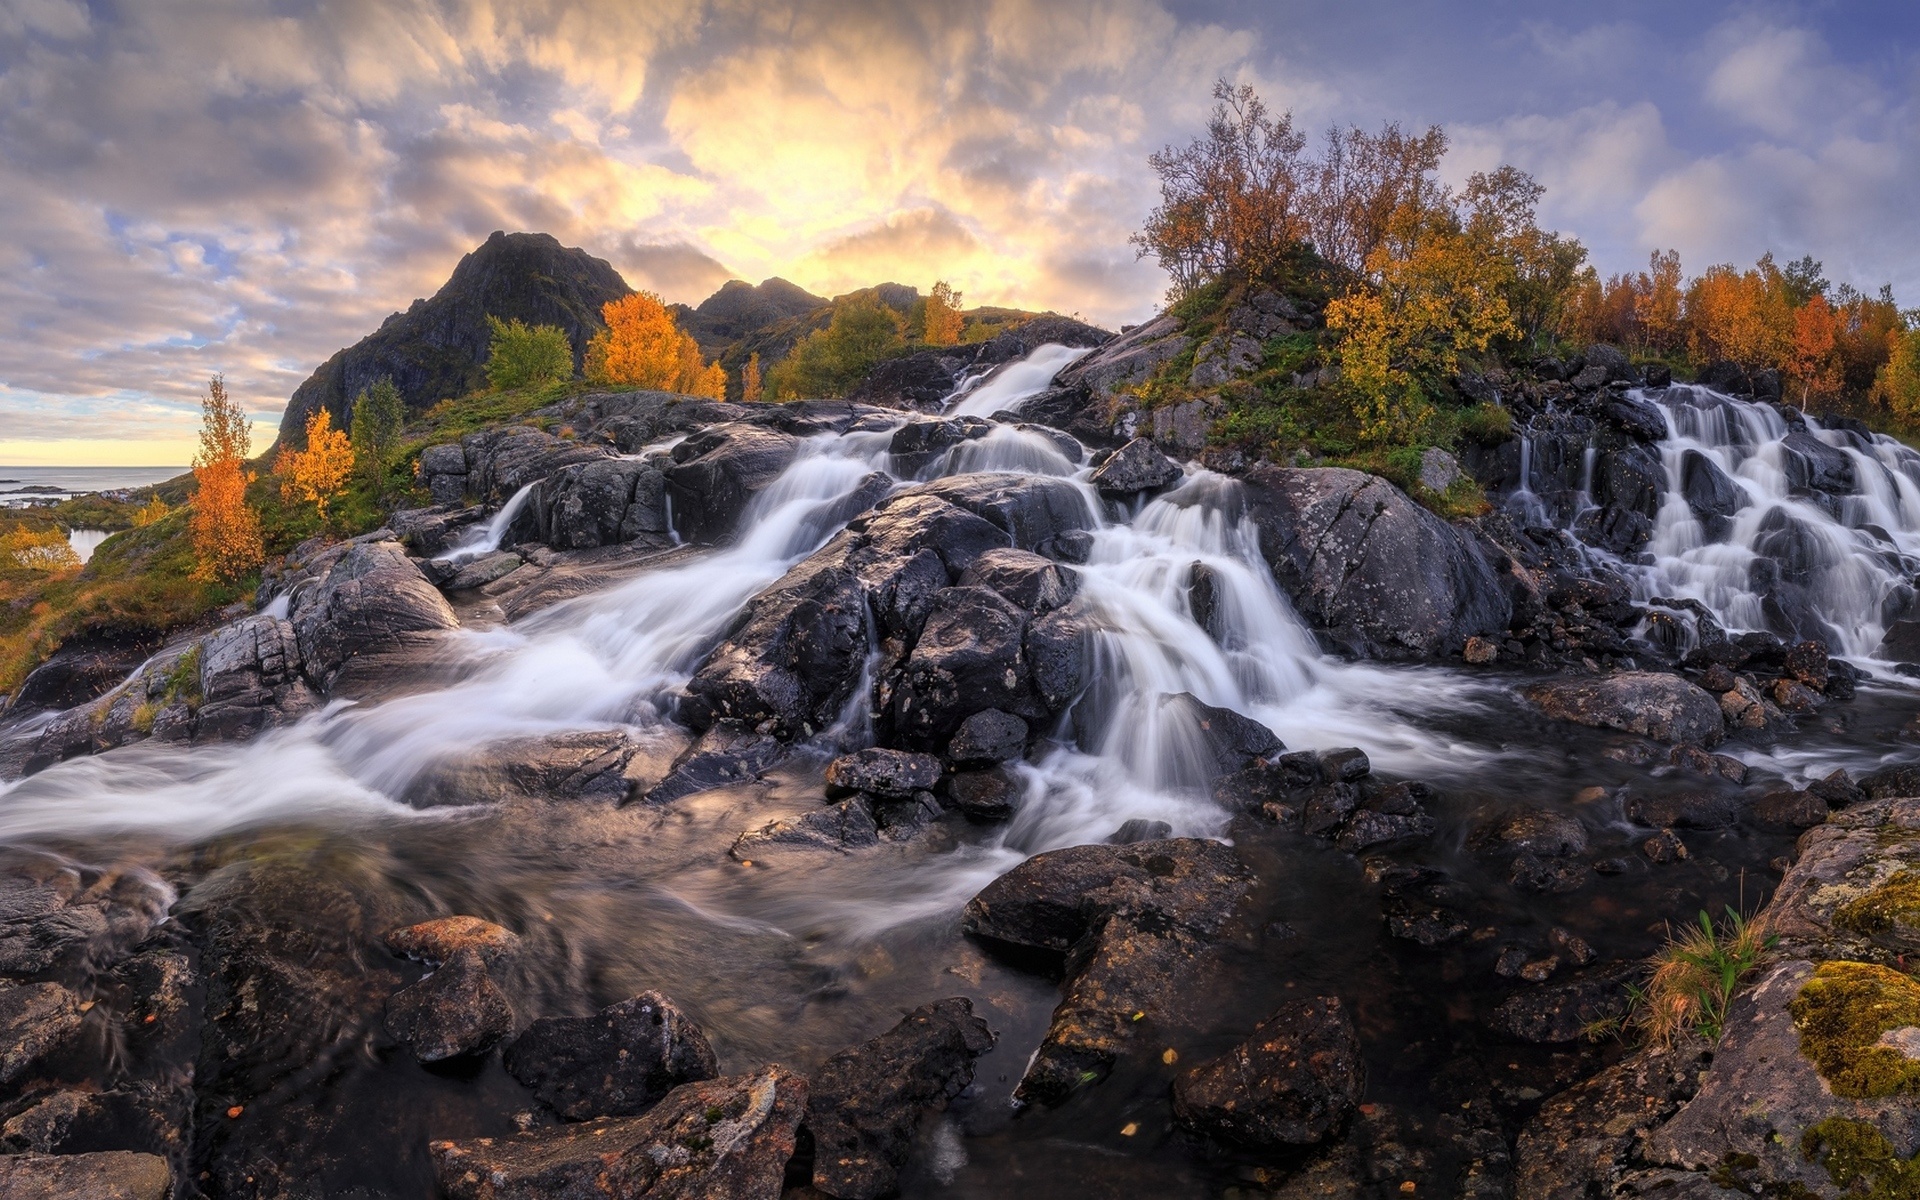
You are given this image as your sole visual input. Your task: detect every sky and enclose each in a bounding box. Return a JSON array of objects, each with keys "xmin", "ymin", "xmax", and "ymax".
[{"xmin": 2, "ymin": 1, "xmax": 1919, "ymax": 466}]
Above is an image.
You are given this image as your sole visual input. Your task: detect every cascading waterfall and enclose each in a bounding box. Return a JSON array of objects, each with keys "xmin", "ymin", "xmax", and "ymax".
[
  {"xmin": 440, "ymin": 481, "xmax": 539, "ymax": 563},
  {"xmin": 947, "ymin": 344, "xmax": 1090, "ymax": 418},
  {"xmin": 1577, "ymin": 385, "xmax": 1920, "ymax": 660}
]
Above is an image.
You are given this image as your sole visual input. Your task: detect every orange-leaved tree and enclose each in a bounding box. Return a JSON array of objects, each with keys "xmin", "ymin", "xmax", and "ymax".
[
  {"xmin": 276, "ymin": 408, "xmax": 355, "ymax": 522},
  {"xmin": 189, "ymin": 375, "xmax": 264, "ymax": 584},
  {"xmin": 1789, "ymin": 294, "xmax": 1844, "ymax": 405},
  {"xmin": 586, "ymin": 292, "xmax": 726, "ymax": 399},
  {"xmin": 741, "ymin": 352, "xmax": 763, "ymax": 402},
  {"xmin": 924, "ymin": 281, "xmax": 964, "ymax": 345}
]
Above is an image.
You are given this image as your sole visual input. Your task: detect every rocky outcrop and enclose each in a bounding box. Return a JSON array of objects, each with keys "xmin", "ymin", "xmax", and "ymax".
[
  {"xmin": 290, "ymin": 541, "xmax": 458, "ymax": 688},
  {"xmin": 432, "ymin": 1066, "xmax": 807, "ymax": 1200},
  {"xmin": 662, "ymin": 423, "xmax": 801, "ymax": 543},
  {"xmin": 383, "ymin": 916, "xmax": 523, "ymax": 1062},
  {"xmin": 507, "ymin": 454, "xmax": 672, "ymax": 551},
  {"xmin": 1171, "ymin": 996, "xmax": 1365, "ymax": 1150},
  {"xmin": 803, "ymin": 997, "xmax": 995, "ymax": 1199},
  {"xmin": 0, "ymin": 1151, "xmax": 171, "ymax": 1200},
  {"xmin": 1089, "ymin": 437, "xmax": 1182, "ymax": 495},
  {"xmin": 503, "ymin": 992, "xmax": 718, "ymax": 1121},
  {"xmin": 1524, "ymin": 671, "xmax": 1725, "ymax": 746},
  {"xmin": 1242, "ymin": 465, "xmax": 1509, "ymax": 658},
  {"xmin": 278, "ymin": 231, "xmax": 630, "ymax": 445},
  {"xmin": 962, "ymin": 838, "xmax": 1252, "ymax": 1104}
]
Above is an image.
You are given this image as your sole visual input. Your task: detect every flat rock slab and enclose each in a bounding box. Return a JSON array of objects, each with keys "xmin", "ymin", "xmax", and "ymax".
[
  {"xmin": 433, "ymin": 1066, "xmax": 805, "ymax": 1200},
  {"xmin": 0, "ymin": 1151, "xmax": 170, "ymax": 1199},
  {"xmin": 1523, "ymin": 672, "xmax": 1725, "ymax": 746}
]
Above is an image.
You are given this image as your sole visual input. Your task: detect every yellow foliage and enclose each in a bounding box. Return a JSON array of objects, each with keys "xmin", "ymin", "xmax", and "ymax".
[
  {"xmin": 189, "ymin": 375, "xmax": 263, "ymax": 585},
  {"xmin": 131, "ymin": 496, "xmax": 171, "ymax": 527},
  {"xmin": 275, "ymin": 408, "xmax": 355, "ymax": 521},
  {"xmin": 1876, "ymin": 327, "xmax": 1920, "ymax": 423},
  {"xmin": 741, "ymin": 352, "xmax": 763, "ymax": 402},
  {"xmin": 586, "ymin": 292, "xmax": 726, "ymax": 397},
  {"xmin": 0, "ymin": 528, "xmax": 80, "ymax": 572},
  {"xmin": 1684, "ymin": 258, "xmax": 1793, "ymax": 369},
  {"xmin": 925, "ymin": 281, "xmax": 964, "ymax": 346}
]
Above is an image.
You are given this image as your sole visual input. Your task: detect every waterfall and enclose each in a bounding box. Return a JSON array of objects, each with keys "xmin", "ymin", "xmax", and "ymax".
[
  {"xmin": 947, "ymin": 344, "xmax": 1090, "ymax": 418},
  {"xmin": 440, "ymin": 482, "xmax": 538, "ymax": 563}
]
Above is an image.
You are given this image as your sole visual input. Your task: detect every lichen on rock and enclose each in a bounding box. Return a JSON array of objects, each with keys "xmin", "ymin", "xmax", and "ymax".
[
  {"xmin": 1835, "ymin": 868, "xmax": 1920, "ymax": 941},
  {"xmin": 1789, "ymin": 960, "xmax": 1920, "ymax": 1098}
]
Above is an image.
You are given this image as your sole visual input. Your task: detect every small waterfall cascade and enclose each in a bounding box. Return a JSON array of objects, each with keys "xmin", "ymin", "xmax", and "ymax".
[
  {"xmin": 1562, "ymin": 384, "xmax": 1920, "ymax": 661},
  {"xmin": 947, "ymin": 344, "xmax": 1090, "ymax": 418},
  {"xmin": 440, "ymin": 482, "xmax": 538, "ymax": 563}
]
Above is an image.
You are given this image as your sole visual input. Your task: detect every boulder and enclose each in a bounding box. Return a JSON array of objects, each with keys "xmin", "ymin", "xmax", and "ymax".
[
  {"xmin": 641, "ymin": 721, "xmax": 786, "ymax": 805},
  {"xmin": 1514, "ymin": 1040, "xmax": 1708, "ymax": 1198},
  {"xmin": 1623, "ymin": 788, "xmax": 1745, "ymax": 830},
  {"xmin": 683, "ymin": 561, "xmax": 868, "ymax": 740},
  {"xmin": 1523, "ymin": 672, "xmax": 1725, "ymax": 746},
  {"xmin": 1479, "ymin": 810, "xmax": 1589, "ymax": 858},
  {"xmin": 804, "ymin": 998, "xmax": 995, "ymax": 1199},
  {"xmin": 1052, "ymin": 312, "xmax": 1184, "ymax": 402},
  {"xmin": 662, "ymin": 423, "xmax": 800, "ymax": 543},
  {"xmin": 509, "ymin": 456, "xmax": 670, "ymax": 551},
  {"xmin": 1781, "ymin": 430, "xmax": 1857, "ymax": 495},
  {"xmin": 957, "ymin": 548, "xmax": 1077, "ymax": 614},
  {"xmin": 385, "ymin": 947, "xmax": 516, "ymax": 1062},
  {"xmin": 462, "ymin": 424, "xmax": 610, "ymax": 502},
  {"xmin": 1680, "ymin": 449, "xmax": 1745, "ymax": 538},
  {"xmin": 1171, "ymin": 996, "xmax": 1364, "ymax": 1149},
  {"xmin": 946, "ymin": 709, "xmax": 1028, "ymax": 766},
  {"xmin": 731, "ymin": 799, "xmax": 880, "ymax": 859},
  {"xmin": 824, "ymin": 748, "xmax": 943, "ymax": 799},
  {"xmin": 889, "ymin": 586, "xmax": 1042, "ymax": 746},
  {"xmin": 0, "ymin": 981, "xmax": 85, "ymax": 1086},
  {"xmin": 886, "ymin": 416, "xmax": 992, "ymax": 475},
  {"xmin": 503, "ymin": 992, "xmax": 718, "ymax": 1121},
  {"xmin": 432, "ymin": 1066, "xmax": 806, "ymax": 1200},
  {"xmin": 1243, "ymin": 466, "xmax": 1509, "ymax": 658},
  {"xmin": 963, "ymin": 838, "xmax": 1252, "ymax": 1104},
  {"xmin": 945, "ymin": 768, "xmax": 1020, "ymax": 821},
  {"xmin": 1088, "ymin": 437, "xmax": 1182, "ymax": 495},
  {"xmin": 290, "ymin": 541, "xmax": 458, "ymax": 688},
  {"xmin": 386, "ymin": 916, "xmax": 520, "ymax": 966},
  {"xmin": 1161, "ymin": 692, "xmax": 1284, "ymax": 776},
  {"xmin": 0, "ymin": 1151, "xmax": 170, "ymax": 1200},
  {"xmin": 1486, "ymin": 963, "xmax": 1639, "ymax": 1043},
  {"xmin": 1371, "ymin": 862, "xmax": 1474, "ymax": 948},
  {"xmin": 914, "ymin": 473, "xmax": 1097, "ymax": 558},
  {"xmin": 9, "ymin": 634, "xmax": 153, "ymax": 714}
]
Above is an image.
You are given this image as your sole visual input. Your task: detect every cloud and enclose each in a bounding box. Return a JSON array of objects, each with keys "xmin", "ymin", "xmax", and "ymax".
[{"xmin": 607, "ymin": 238, "xmax": 735, "ymax": 301}]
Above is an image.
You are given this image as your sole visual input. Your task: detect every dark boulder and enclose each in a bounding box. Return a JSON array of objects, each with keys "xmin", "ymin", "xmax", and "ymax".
[
  {"xmin": 945, "ymin": 768, "xmax": 1020, "ymax": 822},
  {"xmin": 916, "ymin": 473, "xmax": 1097, "ymax": 557},
  {"xmin": 945, "ymin": 709, "xmax": 1028, "ymax": 766},
  {"xmin": 385, "ymin": 947, "xmax": 515, "ymax": 1062},
  {"xmin": 1371, "ymin": 862, "xmax": 1473, "ymax": 948},
  {"xmin": 1089, "ymin": 437, "xmax": 1182, "ymax": 495},
  {"xmin": 1478, "ymin": 810, "xmax": 1589, "ymax": 858},
  {"xmin": 509, "ymin": 456, "xmax": 670, "ymax": 551},
  {"xmin": 1680, "ymin": 449, "xmax": 1745, "ymax": 538},
  {"xmin": 1781, "ymin": 431, "xmax": 1856, "ymax": 495},
  {"xmin": 804, "ymin": 998, "xmax": 995, "ymax": 1199},
  {"xmin": 1487, "ymin": 964, "xmax": 1639, "ymax": 1043},
  {"xmin": 433, "ymin": 1066, "xmax": 805, "ymax": 1200},
  {"xmin": 9, "ymin": 634, "xmax": 153, "ymax": 714},
  {"xmin": 1162, "ymin": 692, "xmax": 1284, "ymax": 776},
  {"xmin": 963, "ymin": 838, "xmax": 1252, "ymax": 1104},
  {"xmin": 824, "ymin": 748, "xmax": 943, "ymax": 799},
  {"xmin": 1171, "ymin": 996, "xmax": 1364, "ymax": 1149},
  {"xmin": 290, "ymin": 542, "xmax": 458, "ymax": 689},
  {"xmin": 662, "ymin": 423, "xmax": 800, "ymax": 543},
  {"xmin": 682, "ymin": 562, "xmax": 868, "ymax": 740},
  {"xmin": 1243, "ymin": 466, "xmax": 1509, "ymax": 658},
  {"xmin": 1605, "ymin": 392, "xmax": 1669, "ymax": 443},
  {"xmin": 1336, "ymin": 808, "xmax": 1435, "ymax": 852},
  {"xmin": 1861, "ymin": 764, "xmax": 1920, "ymax": 800},
  {"xmin": 889, "ymin": 587, "xmax": 1041, "ymax": 746},
  {"xmin": 0, "ymin": 1151, "xmax": 170, "ymax": 1200},
  {"xmin": 886, "ymin": 416, "xmax": 991, "ymax": 474},
  {"xmin": 0, "ymin": 981, "xmax": 86, "ymax": 1087},
  {"xmin": 957, "ymin": 548, "xmax": 1077, "ymax": 614},
  {"xmin": 1523, "ymin": 672, "xmax": 1725, "ymax": 746},
  {"xmin": 502, "ymin": 991, "xmax": 718, "ymax": 1121},
  {"xmin": 731, "ymin": 798, "xmax": 881, "ymax": 858},
  {"xmin": 1623, "ymin": 787, "xmax": 1745, "ymax": 829},
  {"xmin": 642, "ymin": 721, "xmax": 788, "ymax": 805},
  {"xmin": 1751, "ymin": 788, "xmax": 1829, "ymax": 830},
  {"xmin": 461, "ymin": 424, "xmax": 609, "ymax": 502}
]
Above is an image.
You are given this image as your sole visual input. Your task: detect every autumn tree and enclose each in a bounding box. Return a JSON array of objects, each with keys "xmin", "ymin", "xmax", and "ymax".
[
  {"xmin": 767, "ymin": 298, "xmax": 904, "ymax": 399},
  {"xmin": 741, "ymin": 352, "xmax": 764, "ymax": 402},
  {"xmin": 276, "ymin": 408, "xmax": 354, "ymax": 523},
  {"xmin": 1875, "ymin": 325, "xmax": 1920, "ymax": 424},
  {"xmin": 485, "ymin": 316, "xmax": 574, "ymax": 390},
  {"xmin": 1307, "ymin": 121, "xmax": 1449, "ymax": 275},
  {"xmin": 1634, "ymin": 250, "xmax": 1686, "ymax": 354},
  {"xmin": 131, "ymin": 496, "xmax": 171, "ymax": 527},
  {"xmin": 349, "ymin": 378, "xmax": 406, "ymax": 490},
  {"xmin": 1789, "ymin": 294, "xmax": 1844, "ymax": 404},
  {"xmin": 1460, "ymin": 165, "xmax": 1587, "ymax": 348},
  {"xmin": 585, "ymin": 292, "xmax": 726, "ymax": 399},
  {"xmin": 189, "ymin": 374, "xmax": 263, "ymax": 585},
  {"xmin": 1684, "ymin": 257, "xmax": 1793, "ymax": 369},
  {"xmin": 924, "ymin": 281, "xmax": 964, "ymax": 345},
  {"xmin": 0, "ymin": 528, "xmax": 80, "ymax": 572}
]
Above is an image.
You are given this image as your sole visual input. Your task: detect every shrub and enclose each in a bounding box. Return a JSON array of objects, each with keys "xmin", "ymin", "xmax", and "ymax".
[
  {"xmin": 584, "ymin": 293, "xmax": 725, "ymax": 399},
  {"xmin": 349, "ymin": 378, "xmax": 406, "ymax": 491},
  {"xmin": 767, "ymin": 298, "xmax": 904, "ymax": 399},
  {"xmin": 485, "ymin": 316, "xmax": 573, "ymax": 391},
  {"xmin": 275, "ymin": 408, "xmax": 354, "ymax": 523},
  {"xmin": 188, "ymin": 375, "xmax": 263, "ymax": 585}
]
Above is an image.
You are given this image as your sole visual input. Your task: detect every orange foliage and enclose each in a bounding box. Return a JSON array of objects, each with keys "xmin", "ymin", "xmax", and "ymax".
[
  {"xmin": 925, "ymin": 281, "xmax": 964, "ymax": 345},
  {"xmin": 275, "ymin": 408, "xmax": 355, "ymax": 521},
  {"xmin": 741, "ymin": 352, "xmax": 763, "ymax": 402},
  {"xmin": 1684, "ymin": 258, "xmax": 1793, "ymax": 369},
  {"xmin": 1789, "ymin": 294, "xmax": 1843, "ymax": 404},
  {"xmin": 586, "ymin": 292, "xmax": 726, "ymax": 398},
  {"xmin": 189, "ymin": 375, "xmax": 263, "ymax": 585}
]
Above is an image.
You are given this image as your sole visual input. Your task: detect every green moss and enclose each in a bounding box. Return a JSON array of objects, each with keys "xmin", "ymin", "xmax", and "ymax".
[
  {"xmin": 1790, "ymin": 961, "xmax": 1920, "ymax": 1098},
  {"xmin": 1836, "ymin": 869, "xmax": 1920, "ymax": 938},
  {"xmin": 1457, "ymin": 402, "xmax": 1513, "ymax": 445},
  {"xmin": 161, "ymin": 645, "xmax": 203, "ymax": 708},
  {"xmin": 1803, "ymin": 1117, "xmax": 1920, "ymax": 1198}
]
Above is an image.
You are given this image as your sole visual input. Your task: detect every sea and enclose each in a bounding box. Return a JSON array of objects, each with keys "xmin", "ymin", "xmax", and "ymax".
[{"xmin": 0, "ymin": 465, "xmax": 185, "ymax": 508}]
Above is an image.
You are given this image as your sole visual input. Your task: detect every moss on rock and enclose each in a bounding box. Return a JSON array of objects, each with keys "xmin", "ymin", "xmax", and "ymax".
[
  {"xmin": 1836, "ymin": 868, "xmax": 1920, "ymax": 938},
  {"xmin": 1789, "ymin": 961, "xmax": 1920, "ymax": 1098},
  {"xmin": 1802, "ymin": 1116, "xmax": 1920, "ymax": 1198}
]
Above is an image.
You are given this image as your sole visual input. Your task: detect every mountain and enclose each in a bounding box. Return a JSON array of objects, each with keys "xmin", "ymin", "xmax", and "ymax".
[
  {"xmin": 276, "ymin": 231, "xmax": 631, "ymax": 446},
  {"xmin": 674, "ymin": 278, "xmax": 828, "ymax": 354}
]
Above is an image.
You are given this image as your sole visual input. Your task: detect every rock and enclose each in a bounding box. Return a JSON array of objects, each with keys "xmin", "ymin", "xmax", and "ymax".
[
  {"xmin": 290, "ymin": 541, "xmax": 458, "ymax": 688},
  {"xmin": 662, "ymin": 423, "xmax": 800, "ymax": 543},
  {"xmin": 1862, "ymin": 765, "xmax": 1920, "ymax": 800},
  {"xmin": 385, "ymin": 947, "xmax": 515, "ymax": 1062},
  {"xmin": 824, "ymin": 748, "xmax": 943, "ymax": 800},
  {"xmin": 1159, "ymin": 692, "xmax": 1284, "ymax": 776},
  {"xmin": 1486, "ymin": 964, "xmax": 1638, "ymax": 1043},
  {"xmin": 1053, "ymin": 312, "xmax": 1183, "ymax": 403},
  {"xmin": 418, "ymin": 443, "xmax": 467, "ymax": 477},
  {"xmin": 804, "ymin": 998, "xmax": 995, "ymax": 1199},
  {"xmin": 1418, "ymin": 447, "xmax": 1462, "ymax": 493},
  {"xmin": 641, "ymin": 721, "xmax": 786, "ymax": 805},
  {"xmin": 509, "ymin": 457, "xmax": 670, "ymax": 551},
  {"xmin": 1781, "ymin": 430, "xmax": 1857, "ymax": 495},
  {"xmin": 1508, "ymin": 854, "xmax": 1589, "ymax": 895},
  {"xmin": 1751, "ymin": 788, "xmax": 1829, "ymax": 830},
  {"xmin": 1107, "ymin": 818, "xmax": 1173, "ymax": 844},
  {"xmin": 1523, "ymin": 672, "xmax": 1725, "ymax": 746},
  {"xmin": 503, "ymin": 991, "xmax": 718, "ymax": 1122},
  {"xmin": 460, "ymin": 424, "xmax": 613, "ymax": 502},
  {"xmin": 1243, "ymin": 465, "xmax": 1509, "ymax": 658},
  {"xmin": 1463, "ymin": 635, "xmax": 1498, "ymax": 665},
  {"xmin": 1514, "ymin": 1040, "xmax": 1708, "ymax": 1199},
  {"xmin": 1335, "ymin": 808, "xmax": 1435, "ymax": 852},
  {"xmin": 945, "ymin": 709, "xmax": 1028, "ymax": 766},
  {"xmin": 872, "ymin": 791, "xmax": 943, "ymax": 840},
  {"xmin": 432, "ymin": 1066, "xmax": 806, "ymax": 1200},
  {"xmin": 1481, "ymin": 809, "xmax": 1588, "ymax": 858},
  {"xmin": 1371, "ymin": 863, "xmax": 1473, "ymax": 947},
  {"xmin": 1302, "ymin": 782, "xmax": 1362, "ymax": 837},
  {"xmin": 1807, "ymin": 769, "xmax": 1866, "ymax": 810},
  {"xmin": 9, "ymin": 634, "xmax": 154, "ymax": 714},
  {"xmin": 443, "ymin": 550, "xmax": 524, "ymax": 591},
  {"xmin": 889, "ymin": 586, "xmax": 1041, "ymax": 746},
  {"xmin": 0, "ymin": 981, "xmax": 84, "ymax": 1086},
  {"xmin": 1679, "ymin": 449, "xmax": 1745, "ymax": 537},
  {"xmin": 732, "ymin": 798, "xmax": 880, "ymax": 858},
  {"xmin": 962, "ymin": 839, "xmax": 1253, "ymax": 1104},
  {"xmin": 1, "ymin": 1086, "xmax": 183, "ymax": 1158},
  {"xmin": 1318, "ymin": 747, "xmax": 1371, "ymax": 783},
  {"xmin": 945, "ymin": 769, "xmax": 1019, "ymax": 822},
  {"xmin": 0, "ymin": 1151, "xmax": 170, "ymax": 1200},
  {"xmin": 1643, "ymin": 829, "xmax": 1688, "ymax": 863},
  {"xmin": 1088, "ymin": 437, "xmax": 1182, "ymax": 494},
  {"xmin": 957, "ymin": 548, "xmax": 1077, "ymax": 614},
  {"xmin": 386, "ymin": 915, "xmax": 520, "ymax": 966},
  {"xmin": 1624, "ymin": 789, "xmax": 1744, "ymax": 830},
  {"xmin": 684, "ymin": 563, "xmax": 869, "ymax": 740},
  {"xmin": 1024, "ymin": 607, "xmax": 1088, "ymax": 712},
  {"xmin": 1172, "ymin": 996, "xmax": 1364, "ymax": 1150}
]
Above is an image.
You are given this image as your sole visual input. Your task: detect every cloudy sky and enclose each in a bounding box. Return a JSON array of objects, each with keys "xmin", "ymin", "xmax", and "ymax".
[{"xmin": 2, "ymin": 0, "xmax": 1918, "ymax": 465}]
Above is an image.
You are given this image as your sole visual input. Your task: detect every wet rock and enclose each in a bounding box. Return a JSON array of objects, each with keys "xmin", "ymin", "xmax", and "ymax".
[
  {"xmin": 916, "ymin": 474, "xmax": 1097, "ymax": 557},
  {"xmin": 732, "ymin": 798, "xmax": 881, "ymax": 859},
  {"xmin": 1463, "ymin": 635, "xmax": 1498, "ymax": 665},
  {"xmin": 825, "ymin": 748, "xmax": 943, "ymax": 800},
  {"xmin": 1335, "ymin": 808, "xmax": 1435, "ymax": 853},
  {"xmin": 805, "ymin": 998, "xmax": 995, "ymax": 1199},
  {"xmin": 1807, "ymin": 769, "xmax": 1866, "ymax": 810},
  {"xmin": 386, "ymin": 915, "xmax": 520, "ymax": 966},
  {"xmin": 962, "ymin": 838, "xmax": 1253, "ymax": 1104},
  {"xmin": 510, "ymin": 456, "xmax": 670, "ymax": 551},
  {"xmin": 433, "ymin": 1066, "xmax": 806, "ymax": 1200},
  {"xmin": 1, "ymin": 1085, "xmax": 184, "ymax": 1158},
  {"xmin": 957, "ymin": 548, "xmax": 1077, "ymax": 614},
  {"xmin": 641, "ymin": 721, "xmax": 786, "ymax": 805},
  {"xmin": 1172, "ymin": 996, "xmax": 1364, "ymax": 1150},
  {"xmin": 1486, "ymin": 963, "xmax": 1638, "ymax": 1043},
  {"xmin": 1784, "ymin": 639, "xmax": 1831, "ymax": 689},
  {"xmin": 1508, "ymin": 854, "xmax": 1588, "ymax": 895},
  {"xmin": 9, "ymin": 634, "xmax": 154, "ymax": 714},
  {"xmin": 1302, "ymin": 782, "xmax": 1362, "ymax": 838},
  {"xmin": 1667, "ymin": 744, "xmax": 1748, "ymax": 784},
  {"xmin": 1514, "ymin": 1039, "xmax": 1708, "ymax": 1199},
  {"xmin": 1717, "ymin": 677, "xmax": 1779, "ymax": 730},
  {"xmin": 1480, "ymin": 809, "xmax": 1588, "ymax": 858},
  {"xmin": 1161, "ymin": 692, "xmax": 1284, "ymax": 776},
  {"xmin": 1781, "ymin": 429, "xmax": 1857, "ymax": 495},
  {"xmin": 1643, "ymin": 830, "xmax": 1688, "ymax": 863},
  {"xmin": 683, "ymin": 563, "xmax": 869, "ymax": 740},
  {"xmin": 1862, "ymin": 764, "xmax": 1920, "ymax": 800},
  {"xmin": 1751, "ymin": 787, "xmax": 1829, "ymax": 830},
  {"xmin": 945, "ymin": 709, "xmax": 1028, "ymax": 766},
  {"xmin": 1243, "ymin": 465, "xmax": 1509, "ymax": 659},
  {"xmin": 872, "ymin": 792, "xmax": 943, "ymax": 840},
  {"xmin": 661, "ymin": 422, "xmax": 799, "ymax": 543},
  {"xmin": 1107, "ymin": 818, "xmax": 1173, "ymax": 844},
  {"xmin": 443, "ymin": 550, "xmax": 524, "ymax": 591},
  {"xmin": 1088, "ymin": 436, "xmax": 1181, "ymax": 494},
  {"xmin": 386, "ymin": 947, "xmax": 515, "ymax": 1062},
  {"xmin": 0, "ymin": 1150, "xmax": 170, "ymax": 1199},
  {"xmin": 503, "ymin": 991, "xmax": 718, "ymax": 1122},
  {"xmin": 889, "ymin": 586, "xmax": 1040, "ymax": 746},
  {"xmin": 945, "ymin": 769, "xmax": 1019, "ymax": 823},
  {"xmin": 0, "ymin": 863, "xmax": 170, "ymax": 982},
  {"xmin": 290, "ymin": 541, "xmax": 458, "ymax": 688},
  {"xmin": 1624, "ymin": 788, "xmax": 1744, "ymax": 830},
  {"xmin": 0, "ymin": 981, "xmax": 85, "ymax": 1086},
  {"xmin": 1679, "ymin": 449, "xmax": 1745, "ymax": 538},
  {"xmin": 886, "ymin": 417, "xmax": 992, "ymax": 474},
  {"xmin": 1023, "ymin": 607, "xmax": 1088, "ymax": 712},
  {"xmin": 1523, "ymin": 672, "xmax": 1725, "ymax": 746},
  {"xmin": 1369, "ymin": 862, "xmax": 1473, "ymax": 948},
  {"xmin": 1318, "ymin": 746, "xmax": 1370, "ymax": 783}
]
